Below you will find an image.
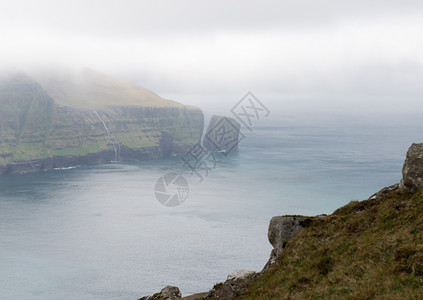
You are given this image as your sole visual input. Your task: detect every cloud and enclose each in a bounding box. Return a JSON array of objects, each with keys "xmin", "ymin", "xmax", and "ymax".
[
  {"xmin": 1, "ymin": 0, "xmax": 423, "ymax": 110},
  {"xmin": 2, "ymin": 0, "xmax": 423, "ymax": 36}
]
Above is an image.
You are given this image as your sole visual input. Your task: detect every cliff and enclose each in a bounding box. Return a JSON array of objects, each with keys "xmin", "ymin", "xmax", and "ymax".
[{"xmin": 0, "ymin": 69, "xmax": 204, "ymax": 174}]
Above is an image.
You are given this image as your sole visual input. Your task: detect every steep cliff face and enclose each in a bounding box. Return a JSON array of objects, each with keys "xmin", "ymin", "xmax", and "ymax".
[
  {"xmin": 0, "ymin": 70, "xmax": 203, "ymax": 174},
  {"xmin": 203, "ymin": 115, "xmax": 241, "ymax": 153}
]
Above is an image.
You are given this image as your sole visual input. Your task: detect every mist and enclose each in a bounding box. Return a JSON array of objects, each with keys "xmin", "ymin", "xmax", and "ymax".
[{"xmin": 1, "ymin": 0, "xmax": 423, "ymax": 113}]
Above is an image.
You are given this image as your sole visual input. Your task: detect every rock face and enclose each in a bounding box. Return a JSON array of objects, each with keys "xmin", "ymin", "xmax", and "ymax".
[
  {"xmin": 400, "ymin": 143, "xmax": 423, "ymax": 193},
  {"xmin": 138, "ymin": 285, "xmax": 181, "ymax": 300},
  {"xmin": 205, "ymin": 283, "xmax": 238, "ymax": 300},
  {"xmin": 264, "ymin": 215, "xmax": 326, "ymax": 270},
  {"xmin": 0, "ymin": 70, "xmax": 204, "ymax": 174},
  {"xmin": 203, "ymin": 115, "xmax": 241, "ymax": 153}
]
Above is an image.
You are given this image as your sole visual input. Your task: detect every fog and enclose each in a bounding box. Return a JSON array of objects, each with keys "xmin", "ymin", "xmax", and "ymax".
[{"xmin": 1, "ymin": 0, "xmax": 423, "ymax": 112}]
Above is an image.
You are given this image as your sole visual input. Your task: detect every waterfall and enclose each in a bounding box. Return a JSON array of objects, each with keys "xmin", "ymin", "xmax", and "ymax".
[{"xmin": 92, "ymin": 109, "xmax": 120, "ymax": 161}]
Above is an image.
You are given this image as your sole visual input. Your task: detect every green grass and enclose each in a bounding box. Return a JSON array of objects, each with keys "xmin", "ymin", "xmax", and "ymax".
[
  {"xmin": 113, "ymin": 131, "xmax": 159, "ymax": 148},
  {"xmin": 49, "ymin": 141, "xmax": 109, "ymax": 156},
  {"xmin": 240, "ymin": 190, "xmax": 423, "ymax": 299}
]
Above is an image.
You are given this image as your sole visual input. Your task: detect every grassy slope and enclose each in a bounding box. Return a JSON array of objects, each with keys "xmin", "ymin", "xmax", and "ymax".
[{"xmin": 241, "ymin": 190, "xmax": 423, "ymax": 299}]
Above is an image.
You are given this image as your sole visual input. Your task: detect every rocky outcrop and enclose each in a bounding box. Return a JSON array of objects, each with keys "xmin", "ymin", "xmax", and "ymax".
[
  {"xmin": 203, "ymin": 115, "xmax": 241, "ymax": 153},
  {"xmin": 174, "ymin": 216, "xmax": 324, "ymax": 300},
  {"xmin": 263, "ymin": 215, "xmax": 326, "ymax": 270},
  {"xmin": 400, "ymin": 143, "xmax": 423, "ymax": 193},
  {"xmin": 226, "ymin": 270, "xmax": 256, "ymax": 282},
  {"xmin": 369, "ymin": 143, "xmax": 423, "ymax": 197},
  {"xmin": 0, "ymin": 70, "xmax": 204, "ymax": 174},
  {"xmin": 138, "ymin": 285, "xmax": 182, "ymax": 300},
  {"xmin": 204, "ymin": 270, "xmax": 258, "ymax": 300},
  {"xmin": 369, "ymin": 183, "xmax": 400, "ymax": 200},
  {"xmin": 141, "ymin": 270, "xmax": 258, "ymax": 300},
  {"xmin": 204, "ymin": 283, "xmax": 237, "ymax": 300}
]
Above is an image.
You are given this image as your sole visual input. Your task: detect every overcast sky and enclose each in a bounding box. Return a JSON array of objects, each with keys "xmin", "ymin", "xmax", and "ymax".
[{"xmin": 1, "ymin": 0, "xmax": 423, "ymax": 111}]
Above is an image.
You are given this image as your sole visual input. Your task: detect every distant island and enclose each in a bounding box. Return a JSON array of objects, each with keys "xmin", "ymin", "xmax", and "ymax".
[{"xmin": 0, "ymin": 68, "xmax": 204, "ymax": 174}]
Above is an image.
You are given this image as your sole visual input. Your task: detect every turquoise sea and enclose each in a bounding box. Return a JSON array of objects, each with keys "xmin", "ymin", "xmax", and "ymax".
[{"xmin": 0, "ymin": 111, "xmax": 422, "ymax": 299}]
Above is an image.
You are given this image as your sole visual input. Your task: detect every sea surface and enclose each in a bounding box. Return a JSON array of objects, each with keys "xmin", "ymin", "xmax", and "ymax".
[{"xmin": 1, "ymin": 111, "xmax": 422, "ymax": 299}]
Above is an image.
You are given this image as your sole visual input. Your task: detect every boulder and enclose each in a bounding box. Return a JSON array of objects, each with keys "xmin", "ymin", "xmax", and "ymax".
[
  {"xmin": 205, "ymin": 283, "xmax": 238, "ymax": 300},
  {"xmin": 263, "ymin": 215, "xmax": 326, "ymax": 270},
  {"xmin": 226, "ymin": 270, "xmax": 256, "ymax": 282},
  {"xmin": 138, "ymin": 285, "xmax": 181, "ymax": 300},
  {"xmin": 400, "ymin": 143, "xmax": 423, "ymax": 193},
  {"xmin": 226, "ymin": 269, "xmax": 258, "ymax": 294},
  {"xmin": 204, "ymin": 270, "xmax": 258, "ymax": 299},
  {"xmin": 369, "ymin": 183, "xmax": 400, "ymax": 200}
]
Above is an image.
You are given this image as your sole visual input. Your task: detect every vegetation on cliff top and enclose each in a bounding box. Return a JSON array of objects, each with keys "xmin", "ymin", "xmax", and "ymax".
[{"xmin": 240, "ymin": 190, "xmax": 423, "ymax": 299}]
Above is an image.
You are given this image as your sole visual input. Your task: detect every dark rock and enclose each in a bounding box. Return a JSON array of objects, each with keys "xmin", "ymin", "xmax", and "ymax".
[
  {"xmin": 212, "ymin": 283, "xmax": 238, "ymax": 300},
  {"xmin": 369, "ymin": 183, "xmax": 400, "ymax": 200},
  {"xmin": 160, "ymin": 286, "xmax": 182, "ymax": 300},
  {"xmin": 138, "ymin": 285, "xmax": 181, "ymax": 300},
  {"xmin": 203, "ymin": 115, "xmax": 241, "ymax": 153},
  {"xmin": 263, "ymin": 215, "xmax": 326, "ymax": 270},
  {"xmin": 203, "ymin": 270, "xmax": 258, "ymax": 300},
  {"xmin": 204, "ymin": 283, "xmax": 238, "ymax": 300},
  {"xmin": 400, "ymin": 143, "xmax": 423, "ymax": 193}
]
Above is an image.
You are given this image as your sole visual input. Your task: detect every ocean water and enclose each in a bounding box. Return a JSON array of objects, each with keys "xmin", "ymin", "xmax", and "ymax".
[{"xmin": 0, "ymin": 111, "xmax": 422, "ymax": 299}]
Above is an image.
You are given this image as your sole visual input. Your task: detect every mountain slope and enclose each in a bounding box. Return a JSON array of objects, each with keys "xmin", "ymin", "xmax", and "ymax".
[
  {"xmin": 0, "ymin": 70, "xmax": 203, "ymax": 174},
  {"xmin": 240, "ymin": 190, "xmax": 423, "ymax": 299}
]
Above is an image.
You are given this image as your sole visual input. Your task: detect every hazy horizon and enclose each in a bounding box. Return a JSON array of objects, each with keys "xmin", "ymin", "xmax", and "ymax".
[{"xmin": 1, "ymin": 0, "xmax": 423, "ymax": 113}]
